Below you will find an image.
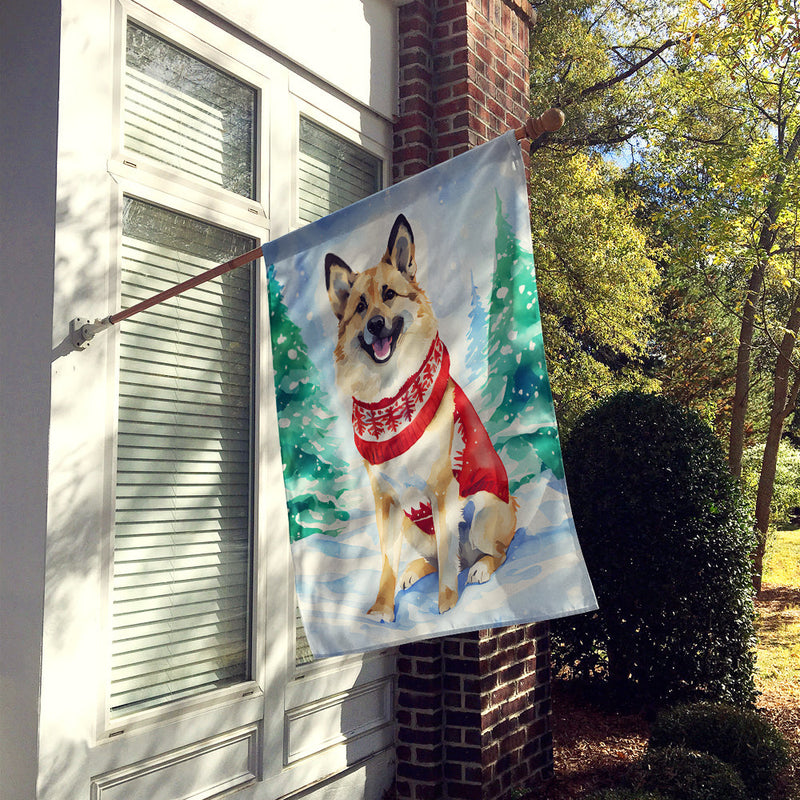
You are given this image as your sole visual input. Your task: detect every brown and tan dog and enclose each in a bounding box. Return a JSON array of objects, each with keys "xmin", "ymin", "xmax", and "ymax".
[{"xmin": 325, "ymin": 214, "xmax": 517, "ymax": 622}]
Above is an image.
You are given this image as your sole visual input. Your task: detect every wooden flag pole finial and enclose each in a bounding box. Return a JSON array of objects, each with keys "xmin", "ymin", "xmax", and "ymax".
[{"xmin": 515, "ymin": 108, "xmax": 565, "ymax": 142}]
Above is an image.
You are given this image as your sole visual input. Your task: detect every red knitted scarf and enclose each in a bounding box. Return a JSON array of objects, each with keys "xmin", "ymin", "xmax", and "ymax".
[{"xmin": 352, "ymin": 335, "xmax": 449, "ymax": 464}]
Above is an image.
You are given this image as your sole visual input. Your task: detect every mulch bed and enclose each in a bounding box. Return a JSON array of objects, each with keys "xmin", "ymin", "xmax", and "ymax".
[
  {"xmin": 538, "ymin": 586, "xmax": 800, "ymax": 800},
  {"xmin": 538, "ymin": 681, "xmax": 651, "ymax": 799}
]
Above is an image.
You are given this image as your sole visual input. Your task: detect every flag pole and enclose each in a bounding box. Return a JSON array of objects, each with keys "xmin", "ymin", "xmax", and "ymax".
[
  {"xmin": 69, "ymin": 108, "xmax": 563, "ymax": 350},
  {"xmin": 69, "ymin": 246, "xmax": 263, "ymax": 349}
]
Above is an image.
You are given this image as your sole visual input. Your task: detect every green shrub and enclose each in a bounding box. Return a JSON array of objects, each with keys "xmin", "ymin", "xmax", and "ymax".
[
  {"xmin": 649, "ymin": 701, "xmax": 790, "ymax": 798},
  {"xmin": 632, "ymin": 746, "xmax": 748, "ymax": 800},
  {"xmin": 553, "ymin": 391, "xmax": 757, "ymax": 707}
]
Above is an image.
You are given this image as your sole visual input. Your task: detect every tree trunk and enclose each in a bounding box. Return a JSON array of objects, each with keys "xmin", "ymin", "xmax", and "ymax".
[
  {"xmin": 753, "ymin": 301, "xmax": 800, "ymax": 593},
  {"xmin": 729, "ymin": 265, "xmax": 765, "ymax": 478},
  {"xmin": 728, "ymin": 127, "xmax": 800, "ymax": 478}
]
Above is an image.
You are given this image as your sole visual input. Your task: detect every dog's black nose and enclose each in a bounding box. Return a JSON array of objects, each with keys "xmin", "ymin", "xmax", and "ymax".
[{"xmin": 367, "ymin": 315, "xmax": 386, "ymax": 337}]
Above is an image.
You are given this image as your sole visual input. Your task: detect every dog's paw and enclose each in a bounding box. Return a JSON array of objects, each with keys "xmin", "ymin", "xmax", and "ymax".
[
  {"xmin": 467, "ymin": 557, "xmax": 495, "ymax": 585},
  {"xmin": 400, "ymin": 558, "xmax": 436, "ymax": 590},
  {"xmin": 438, "ymin": 585, "xmax": 458, "ymax": 614},
  {"xmin": 367, "ymin": 602, "xmax": 395, "ymax": 623}
]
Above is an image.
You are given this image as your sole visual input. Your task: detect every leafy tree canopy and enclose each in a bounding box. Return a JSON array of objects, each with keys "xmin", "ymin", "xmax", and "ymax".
[{"xmin": 529, "ymin": 147, "xmax": 660, "ymax": 429}]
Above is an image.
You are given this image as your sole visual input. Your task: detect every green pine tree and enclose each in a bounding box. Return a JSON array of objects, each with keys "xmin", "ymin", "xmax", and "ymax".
[
  {"xmin": 483, "ymin": 193, "xmax": 564, "ymax": 487},
  {"xmin": 267, "ymin": 266, "xmax": 351, "ymax": 541}
]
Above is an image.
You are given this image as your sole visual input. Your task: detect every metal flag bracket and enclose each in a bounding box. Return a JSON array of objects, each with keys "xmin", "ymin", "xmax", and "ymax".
[{"xmin": 70, "ymin": 316, "xmax": 113, "ymax": 350}]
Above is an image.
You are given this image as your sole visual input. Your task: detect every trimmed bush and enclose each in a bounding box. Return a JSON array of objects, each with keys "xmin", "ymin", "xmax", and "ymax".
[
  {"xmin": 553, "ymin": 391, "xmax": 757, "ymax": 706},
  {"xmin": 649, "ymin": 701, "xmax": 790, "ymax": 798},
  {"xmin": 632, "ymin": 746, "xmax": 748, "ymax": 800}
]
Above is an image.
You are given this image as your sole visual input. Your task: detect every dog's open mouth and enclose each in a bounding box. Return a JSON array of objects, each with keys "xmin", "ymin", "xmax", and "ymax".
[
  {"xmin": 359, "ymin": 316, "xmax": 404, "ymax": 364},
  {"xmin": 371, "ymin": 336, "xmax": 393, "ymax": 361}
]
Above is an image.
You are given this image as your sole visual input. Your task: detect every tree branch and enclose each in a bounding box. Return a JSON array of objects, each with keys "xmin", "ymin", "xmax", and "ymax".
[{"xmin": 558, "ymin": 39, "xmax": 678, "ymax": 107}]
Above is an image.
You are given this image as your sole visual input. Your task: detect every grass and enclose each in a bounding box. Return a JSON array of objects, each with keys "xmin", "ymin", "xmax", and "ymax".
[
  {"xmin": 762, "ymin": 527, "xmax": 800, "ymax": 587},
  {"xmin": 754, "ymin": 527, "xmax": 800, "ymax": 800},
  {"xmin": 756, "ymin": 528, "xmax": 800, "ymax": 695}
]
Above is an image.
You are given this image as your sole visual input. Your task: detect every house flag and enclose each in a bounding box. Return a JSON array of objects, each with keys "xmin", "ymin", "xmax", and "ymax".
[{"xmin": 262, "ymin": 131, "xmax": 597, "ymax": 658}]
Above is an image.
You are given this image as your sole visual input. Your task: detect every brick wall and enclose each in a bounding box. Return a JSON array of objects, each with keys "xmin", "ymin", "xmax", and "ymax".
[
  {"xmin": 392, "ymin": 4, "xmax": 553, "ymax": 798},
  {"xmin": 394, "ymin": 0, "xmax": 534, "ymax": 182},
  {"xmin": 395, "ymin": 626, "xmax": 553, "ymax": 800}
]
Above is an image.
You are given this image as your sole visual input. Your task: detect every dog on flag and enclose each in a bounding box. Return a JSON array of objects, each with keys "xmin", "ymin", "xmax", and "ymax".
[{"xmin": 324, "ymin": 214, "xmax": 517, "ymax": 622}]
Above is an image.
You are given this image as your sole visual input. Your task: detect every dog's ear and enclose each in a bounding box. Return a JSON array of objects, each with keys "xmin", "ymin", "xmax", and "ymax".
[
  {"xmin": 384, "ymin": 214, "xmax": 416, "ymax": 278},
  {"xmin": 325, "ymin": 253, "xmax": 356, "ymax": 320}
]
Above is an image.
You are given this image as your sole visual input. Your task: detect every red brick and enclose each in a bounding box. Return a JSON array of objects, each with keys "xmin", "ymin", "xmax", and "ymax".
[
  {"xmin": 434, "ymin": 117, "xmax": 454, "ymax": 135},
  {"xmin": 438, "ymin": 2, "xmax": 469, "ymax": 22},
  {"xmin": 437, "ymin": 94, "xmax": 471, "ymax": 118},
  {"xmin": 399, "ymin": 725, "xmax": 441, "ymax": 745},
  {"xmin": 451, "ymin": 15, "xmax": 469, "ymax": 34},
  {"xmin": 401, "ymin": 30, "xmax": 432, "ymax": 51},
  {"xmin": 435, "ymin": 63, "xmax": 471, "ymax": 87},
  {"xmin": 399, "ymin": 96, "xmax": 434, "ymax": 116},
  {"xmin": 399, "ymin": 79, "xmax": 433, "ymax": 101},
  {"xmin": 403, "ymin": 64, "xmax": 433, "ymax": 83},
  {"xmin": 400, "ymin": 50, "xmax": 427, "ymax": 69},
  {"xmin": 415, "ymin": 708, "xmax": 444, "ymax": 728},
  {"xmin": 396, "ymin": 109, "xmax": 430, "ymax": 131}
]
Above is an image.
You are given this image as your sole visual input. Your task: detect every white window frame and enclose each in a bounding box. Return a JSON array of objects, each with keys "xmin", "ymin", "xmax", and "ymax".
[{"xmin": 267, "ymin": 83, "xmax": 397, "ymax": 790}]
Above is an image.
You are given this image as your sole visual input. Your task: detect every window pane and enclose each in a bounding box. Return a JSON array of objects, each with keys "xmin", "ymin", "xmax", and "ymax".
[
  {"xmin": 125, "ymin": 23, "xmax": 257, "ymax": 198},
  {"xmin": 298, "ymin": 117, "xmax": 382, "ymax": 223},
  {"xmin": 111, "ymin": 197, "xmax": 255, "ymax": 716},
  {"xmin": 295, "ymin": 119, "xmax": 383, "ymax": 663}
]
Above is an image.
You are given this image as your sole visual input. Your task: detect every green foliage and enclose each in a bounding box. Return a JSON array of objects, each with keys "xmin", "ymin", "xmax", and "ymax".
[
  {"xmin": 649, "ymin": 702, "xmax": 790, "ymax": 799},
  {"xmin": 529, "ymin": 0, "xmax": 679, "ymax": 154},
  {"xmin": 553, "ymin": 391, "xmax": 757, "ymax": 706},
  {"xmin": 647, "ymin": 270, "xmax": 744, "ymax": 441},
  {"xmin": 633, "ymin": 0, "xmax": 800, "ymax": 464},
  {"xmin": 526, "ymin": 0, "xmax": 669, "ymax": 432},
  {"xmin": 631, "ymin": 747, "xmax": 748, "ymax": 800},
  {"xmin": 741, "ymin": 440, "xmax": 800, "ymax": 527},
  {"xmin": 530, "ymin": 151, "xmax": 661, "ymax": 432}
]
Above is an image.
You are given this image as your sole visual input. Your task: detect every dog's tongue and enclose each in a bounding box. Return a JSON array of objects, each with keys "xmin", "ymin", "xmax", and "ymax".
[{"xmin": 373, "ymin": 336, "xmax": 392, "ymax": 361}]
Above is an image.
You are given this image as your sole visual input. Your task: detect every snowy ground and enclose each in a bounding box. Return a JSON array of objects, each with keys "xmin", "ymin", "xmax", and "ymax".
[{"xmin": 292, "ymin": 470, "xmax": 597, "ymax": 658}]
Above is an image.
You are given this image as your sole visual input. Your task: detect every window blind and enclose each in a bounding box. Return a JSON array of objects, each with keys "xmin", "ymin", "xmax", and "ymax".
[
  {"xmin": 294, "ymin": 118, "xmax": 382, "ymax": 664},
  {"xmin": 124, "ymin": 23, "xmax": 256, "ymax": 199},
  {"xmin": 298, "ymin": 117, "xmax": 382, "ymax": 225},
  {"xmin": 111, "ymin": 198, "xmax": 255, "ymax": 715}
]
